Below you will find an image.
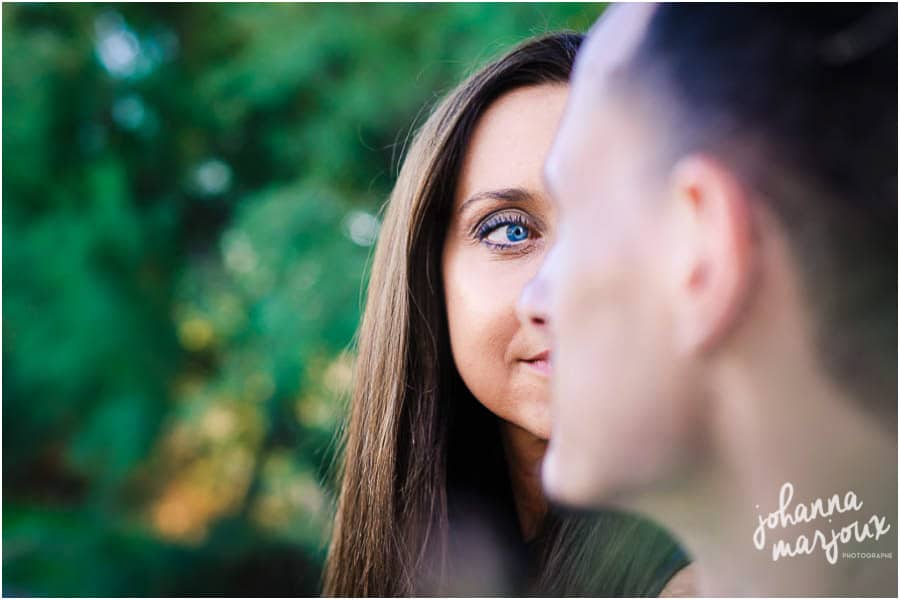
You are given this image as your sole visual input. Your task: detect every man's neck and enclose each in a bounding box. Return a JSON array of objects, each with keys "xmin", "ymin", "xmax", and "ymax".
[{"xmin": 635, "ymin": 357, "xmax": 898, "ymax": 596}]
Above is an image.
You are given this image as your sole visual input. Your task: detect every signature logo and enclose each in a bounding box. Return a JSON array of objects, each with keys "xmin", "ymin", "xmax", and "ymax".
[{"xmin": 753, "ymin": 482, "xmax": 891, "ymax": 564}]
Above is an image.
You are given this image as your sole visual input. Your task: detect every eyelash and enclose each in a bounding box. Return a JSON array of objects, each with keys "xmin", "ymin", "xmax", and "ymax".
[{"xmin": 474, "ymin": 210, "xmax": 539, "ymax": 251}]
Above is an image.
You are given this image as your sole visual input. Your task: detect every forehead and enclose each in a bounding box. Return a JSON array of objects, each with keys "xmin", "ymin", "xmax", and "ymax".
[
  {"xmin": 578, "ymin": 3, "xmax": 656, "ymax": 86},
  {"xmin": 544, "ymin": 4, "xmax": 656, "ymax": 197},
  {"xmin": 566, "ymin": 2, "xmax": 656, "ymax": 119},
  {"xmin": 457, "ymin": 84, "xmax": 569, "ymax": 199}
]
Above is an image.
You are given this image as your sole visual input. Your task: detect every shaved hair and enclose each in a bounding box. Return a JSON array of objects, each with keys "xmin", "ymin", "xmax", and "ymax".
[{"xmin": 620, "ymin": 4, "xmax": 898, "ymax": 415}]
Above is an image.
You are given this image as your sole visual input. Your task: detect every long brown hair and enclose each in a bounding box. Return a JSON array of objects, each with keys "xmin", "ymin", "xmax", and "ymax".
[{"xmin": 323, "ymin": 32, "xmax": 687, "ymax": 597}]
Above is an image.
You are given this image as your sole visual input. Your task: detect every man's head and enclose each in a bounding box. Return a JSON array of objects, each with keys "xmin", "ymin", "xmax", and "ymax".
[{"xmin": 519, "ymin": 3, "xmax": 898, "ymax": 507}]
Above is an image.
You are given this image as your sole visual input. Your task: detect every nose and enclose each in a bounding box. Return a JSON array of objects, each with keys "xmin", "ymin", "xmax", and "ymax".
[{"xmin": 517, "ymin": 268, "xmax": 552, "ymax": 332}]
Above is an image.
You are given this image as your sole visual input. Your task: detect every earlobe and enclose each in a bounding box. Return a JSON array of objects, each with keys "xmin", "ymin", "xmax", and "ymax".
[{"xmin": 668, "ymin": 155, "xmax": 756, "ymax": 356}]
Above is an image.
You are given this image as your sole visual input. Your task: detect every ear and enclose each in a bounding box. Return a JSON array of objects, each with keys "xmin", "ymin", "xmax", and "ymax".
[{"xmin": 666, "ymin": 155, "xmax": 756, "ymax": 355}]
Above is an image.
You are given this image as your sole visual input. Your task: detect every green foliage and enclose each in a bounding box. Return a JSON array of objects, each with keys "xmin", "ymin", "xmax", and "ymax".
[{"xmin": 2, "ymin": 3, "xmax": 604, "ymax": 595}]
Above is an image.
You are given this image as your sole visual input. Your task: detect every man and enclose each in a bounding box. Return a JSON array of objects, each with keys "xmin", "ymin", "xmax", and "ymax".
[{"xmin": 518, "ymin": 4, "xmax": 898, "ymax": 596}]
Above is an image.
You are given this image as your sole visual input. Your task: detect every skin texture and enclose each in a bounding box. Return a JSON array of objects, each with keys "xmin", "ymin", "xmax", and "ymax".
[
  {"xmin": 442, "ymin": 84, "xmax": 567, "ymax": 540},
  {"xmin": 522, "ymin": 3, "xmax": 705, "ymax": 507},
  {"xmin": 518, "ymin": 3, "xmax": 897, "ymax": 596},
  {"xmin": 443, "ymin": 79, "xmax": 696, "ymax": 596}
]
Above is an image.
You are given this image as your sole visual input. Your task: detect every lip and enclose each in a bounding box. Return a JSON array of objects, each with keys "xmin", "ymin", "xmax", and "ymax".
[{"xmin": 521, "ymin": 350, "xmax": 552, "ymax": 376}]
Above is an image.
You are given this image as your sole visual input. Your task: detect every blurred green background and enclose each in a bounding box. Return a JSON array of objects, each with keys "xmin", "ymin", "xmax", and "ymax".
[{"xmin": 3, "ymin": 3, "xmax": 604, "ymax": 595}]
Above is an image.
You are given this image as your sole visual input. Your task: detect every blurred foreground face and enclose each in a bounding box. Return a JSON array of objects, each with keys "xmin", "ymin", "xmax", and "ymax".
[
  {"xmin": 533, "ymin": 5, "xmax": 705, "ymax": 505},
  {"xmin": 442, "ymin": 84, "xmax": 568, "ymax": 440}
]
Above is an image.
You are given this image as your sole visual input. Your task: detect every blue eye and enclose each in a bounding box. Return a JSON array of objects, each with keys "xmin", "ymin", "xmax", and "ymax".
[
  {"xmin": 477, "ymin": 212, "xmax": 535, "ymax": 248},
  {"xmin": 505, "ymin": 224, "xmax": 529, "ymax": 242},
  {"xmin": 485, "ymin": 223, "xmax": 531, "ymax": 245}
]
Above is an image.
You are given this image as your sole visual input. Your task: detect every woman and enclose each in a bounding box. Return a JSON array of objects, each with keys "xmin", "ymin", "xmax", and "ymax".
[{"xmin": 324, "ymin": 32, "xmax": 692, "ymax": 596}]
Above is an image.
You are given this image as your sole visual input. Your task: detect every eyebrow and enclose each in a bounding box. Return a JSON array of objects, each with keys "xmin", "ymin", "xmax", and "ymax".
[{"xmin": 458, "ymin": 187, "xmax": 535, "ymax": 215}]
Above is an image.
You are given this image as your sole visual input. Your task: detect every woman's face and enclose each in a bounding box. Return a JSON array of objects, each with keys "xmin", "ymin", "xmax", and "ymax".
[{"xmin": 442, "ymin": 84, "xmax": 568, "ymax": 440}]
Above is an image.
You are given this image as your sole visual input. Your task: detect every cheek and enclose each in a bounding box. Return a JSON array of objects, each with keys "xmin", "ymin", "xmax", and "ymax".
[
  {"xmin": 442, "ymin": 247, "xmax": 545, "ymax": 426},
  {"xmin": 550, "ymin": 211, "xmax": 656, "ymax": 411},
  {"xmin": 444, "ymin": 252, "xmax": 522, "ymax": 379},
  {"xmin": 549, "ymin": 214, "xmax": 703, "ymax": 497},
  {"xmin": 552, "ymin": 223, "xmax": 628, "ymax": 330},
  {"xmin": 551, "ymin": 193, "xmax": 654, "ymax": 327}
]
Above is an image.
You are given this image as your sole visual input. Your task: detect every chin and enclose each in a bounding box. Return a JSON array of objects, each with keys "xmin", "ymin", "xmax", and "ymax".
[
  {"xmin": 543, "ymin": 438, "xmax": 658, "ymax": 512},
  {"xmin": 541, "ymin": 442, "xmax": 601, "ymax": 509},
  {"xmin": 508, "ymin": 394, "xmax": 552, "ymax": 441}
]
